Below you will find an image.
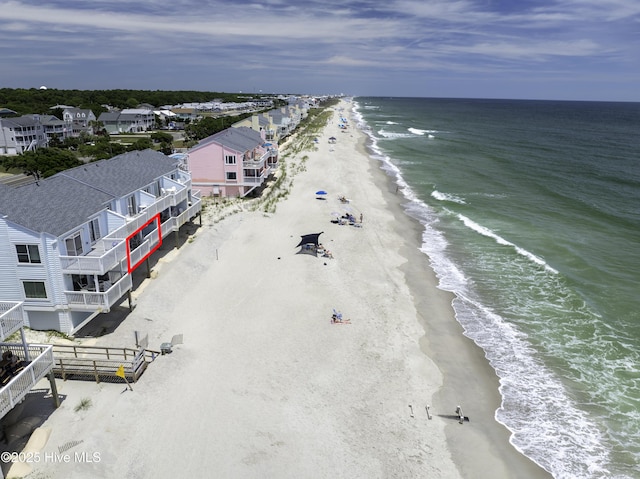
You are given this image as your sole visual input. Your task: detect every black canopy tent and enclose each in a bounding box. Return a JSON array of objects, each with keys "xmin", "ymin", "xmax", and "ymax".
[{"xmin": 296, "ymin": 232, "xmax": 323, "ymax": 255}]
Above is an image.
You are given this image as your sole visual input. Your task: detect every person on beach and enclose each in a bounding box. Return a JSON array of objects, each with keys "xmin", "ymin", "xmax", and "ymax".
[
  {"xmin": 331, "ymin": 310, "xmax": 350, "ymax": 323},
  {"xmin": 360, "ymin": 213, "xmax": 363, "ymax": 223}
]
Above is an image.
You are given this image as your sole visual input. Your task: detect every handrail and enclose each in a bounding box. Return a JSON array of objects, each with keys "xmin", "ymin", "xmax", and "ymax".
[
  {"xmin": 0, "ymin": 344, "xmax": 54, "ymax": 419},
  {"xmin": 0, "ymin": 302, "xmax": 24, "ymax": 341},
  {"xmin": 52, "ymin": 345, "xmax": 157, "ymax": 383}
]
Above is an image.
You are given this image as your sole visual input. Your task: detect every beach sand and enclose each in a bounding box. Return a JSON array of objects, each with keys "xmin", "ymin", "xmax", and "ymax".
[{"xmin": 10, "ymin": 100, "xmax": 551, "ymax": 478}]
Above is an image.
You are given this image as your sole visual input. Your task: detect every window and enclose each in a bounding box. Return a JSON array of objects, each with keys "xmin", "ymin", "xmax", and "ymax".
[
  {"xmin": 16, "ymin": 244, "xmax": 41, "ymax": 264},
  {"xmin": 225, "ymin": 155, "xmax": 236, "ymax": 165},
  {"xmin": 23, "ymin": 281, "xmax": 47, "ymax": 299},
  {"xmin": 226, "ymin": 172, "xmax": 237, "ymax": 181},
  {"xmin": 89, "ymin": 218, "xmax": 101, "ymax": 242},
  {"xmin": 65, "ymin": 232, "xmax": 83, "ymax": 256}
]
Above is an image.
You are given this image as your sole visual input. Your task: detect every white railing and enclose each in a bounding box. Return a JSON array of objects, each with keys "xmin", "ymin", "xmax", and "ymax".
[
  {"xmin": 60, "ymin": 187, "xmax": 200, "ymax": 275},
  {"xmin": 0, "ymin": 302, "xmax": 24, "ymax": 341},
  {"xmin": 139, "ymin": 194, "xmax": 173, "ymax": 218},
  {"xmin": 243, "ymin": 176, "xmax": 265, "ymax": 184},
  {"xmin": 64, "ymin": 275, "xmax": 133, "ymax": 311},
  {"xmin": 0, "ymin": 344, "xmax": 54, "ymax": 419},
  {"xmin": 170, "ymin": 186, "xmax": 188, "ymax": 207},
  {"xmin": 60, "ymin": 238, "xmax": 128, "ymax": 275},
  {"xmin": 129, "ymin": 225, "xmax": 162, "ymax": 266},
  {"xmin": 243, "ymin": 156, "xmax": 267, "ymax": 168},
  {"xmin": 160, "ymin": 198, "xmax": 201, "ymax": 235}
]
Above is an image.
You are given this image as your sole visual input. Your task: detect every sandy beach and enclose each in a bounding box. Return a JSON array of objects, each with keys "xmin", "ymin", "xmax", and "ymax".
[{"xmin": 6, "ymin": 100, "xmax": 551, "ymax": 479}]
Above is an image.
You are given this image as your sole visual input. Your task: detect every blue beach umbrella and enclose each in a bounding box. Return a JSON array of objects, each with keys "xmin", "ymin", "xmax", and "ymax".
[{"xmin": 315, "ymin": 190, "xmax": 328, "ymax": 195}]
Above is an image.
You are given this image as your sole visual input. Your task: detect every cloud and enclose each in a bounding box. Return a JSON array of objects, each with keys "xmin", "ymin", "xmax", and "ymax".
[{"xmin": 0, "ymin": 0, "xmax": 638, "ymax": 100}]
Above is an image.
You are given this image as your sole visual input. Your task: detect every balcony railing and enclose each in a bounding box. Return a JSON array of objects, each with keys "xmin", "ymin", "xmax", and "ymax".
[
  {"xmin": 243, "ymin": 176, "xmax": 265, "ymax": 185},
  {"xmin": 0, "ymin": 302, "xmax": 24, "ymax": 341},
  {"xmin": 0, "ymin": 344, "xmax": 54, "ymax": 419},
  {"xmin": 60, "ymin": 237, "xmax": 128, "ymax": 275},
  {"xmin": 243, "ymin": 157, "xmax": 267, "ymax": 169},
  {"xmin": 128, "ymin": 230, "xmax": 162, "ymax": 269},
  {"xmin": 60, "ymin": 188, "xmax": 201, "ymax": 275},
  {"xmin": 160, "ymin": 196, "xmax": 201, "ymax": 235},
  {"xmin": 64, "ymin": 274, "xmax": 133, "ymax": 311}
]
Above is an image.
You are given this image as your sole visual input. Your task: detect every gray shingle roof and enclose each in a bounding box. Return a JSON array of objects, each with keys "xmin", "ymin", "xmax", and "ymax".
[
  {"xmin": 0, "ymin": 115, "xmax": 40, "ymax": 128},
  {"xmin": 97, "ymin": 112, "xmax": 120, "ymax": 122},
  {"xmin": 191, "ymin": 126, "xmax": 263, "ymax": 153},
  {"xmin": 0, "ymin": 150, "xmax": 179, "ymax": 237}
]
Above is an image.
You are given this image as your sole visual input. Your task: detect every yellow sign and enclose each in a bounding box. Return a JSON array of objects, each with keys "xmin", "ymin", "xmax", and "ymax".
[{"xmin": 115, "ymin": 365, "xmax": 125, "ymax": 379}]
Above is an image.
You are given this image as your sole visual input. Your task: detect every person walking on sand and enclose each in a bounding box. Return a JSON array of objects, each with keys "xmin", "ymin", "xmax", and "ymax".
[{"xmin": 360, "ymin": 213, "xmax": 363, "ymax": 223}]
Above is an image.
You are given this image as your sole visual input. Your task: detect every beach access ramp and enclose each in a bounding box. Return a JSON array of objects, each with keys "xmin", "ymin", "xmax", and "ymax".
[{"xmin": 51, "ymin": 344, "xmax": 159, "ymax": 384}]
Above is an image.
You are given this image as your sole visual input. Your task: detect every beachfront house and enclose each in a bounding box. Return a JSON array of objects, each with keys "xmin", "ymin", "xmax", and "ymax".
[
  {"xmin": 186, "ymin": 126, "xmax": 278, "ymax": 197},
  {"xmin": 0, "ymin": 149, "xmax": 201, "ymax": 334},
  {"xmin": 0, "ymin": 115, "xmax": 48, "ymax": 156},
  {"xmin": 268, "ymin": 106, "xmax": 304, "ymax": 139},
  {"xmin": 232, "ymin": 112, "xmax": 280, "ymax": 143}
]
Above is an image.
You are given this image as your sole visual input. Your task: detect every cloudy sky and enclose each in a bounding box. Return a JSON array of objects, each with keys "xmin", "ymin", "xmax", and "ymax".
[{"xmin": 1, "ymin": 0, "xmax": 638, "ymax": 101}]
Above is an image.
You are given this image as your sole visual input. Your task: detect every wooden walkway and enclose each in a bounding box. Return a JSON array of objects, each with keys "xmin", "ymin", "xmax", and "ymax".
[{"xmin": 52, "ymin": 344, "xmax": 160, "ymax": 384}]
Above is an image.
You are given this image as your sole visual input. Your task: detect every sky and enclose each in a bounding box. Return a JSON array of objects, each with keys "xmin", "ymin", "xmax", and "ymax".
[{"xmin": 0, "ymin": 0, "xmax": 639, "ymax": 102}]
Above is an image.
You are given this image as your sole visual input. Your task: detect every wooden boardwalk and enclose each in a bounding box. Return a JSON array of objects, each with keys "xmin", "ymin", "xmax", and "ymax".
[{"xmin": 52, "ymin": 344, "xmax": 159, "ymax": 383}]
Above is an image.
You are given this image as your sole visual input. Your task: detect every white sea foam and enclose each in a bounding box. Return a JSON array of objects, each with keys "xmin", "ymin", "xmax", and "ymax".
[
  {"xmin": 456, "ymin": 298, "xmax": 613, "ymax": 478},
  {"xmin": 408, "ymin": 127, "xmax": 438, "ymax": 136},
  {"xmin": 456, "ymin": 214, "xmax": 559, "ymax": 274},
  {"xmin": 386, "ymin": 121, "xmax": 398, "ymax": 125},
  {"xmin": 431, "ymin": 190, "xmax": 466, "ymax": 204},
  {"xmin": 353, "ymin": 99, "xmax": 625, "ymax": 478},
  {"xmin": 377, "ymin": 129, "xmax": 414, "ymax": 139}
]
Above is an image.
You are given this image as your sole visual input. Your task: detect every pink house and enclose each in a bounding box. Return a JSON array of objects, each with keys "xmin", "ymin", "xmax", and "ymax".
[{"xmin": 187, "ymin": 127, "xmax": 278, "ymax": 197}]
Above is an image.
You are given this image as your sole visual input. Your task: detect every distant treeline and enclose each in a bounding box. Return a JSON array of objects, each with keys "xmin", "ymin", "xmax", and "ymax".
[{"xmin": 0, "ymin": 88, "xmax": 274, "ymax": 116}]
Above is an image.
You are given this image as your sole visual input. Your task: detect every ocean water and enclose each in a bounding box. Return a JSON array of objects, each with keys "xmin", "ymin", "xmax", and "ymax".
[{"xmin": 352, "ymin": 97, "xmax": 640, "ymax": 478}]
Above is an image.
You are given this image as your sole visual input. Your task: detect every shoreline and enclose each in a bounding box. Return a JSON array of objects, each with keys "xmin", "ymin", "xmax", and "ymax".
[
  {"xmin": 355, "ymin": 109, "xmax": 551, "ymax": 477},
  {"xmin": 7, "ymin": 99, "xmax": 550, "ymax": 478}
]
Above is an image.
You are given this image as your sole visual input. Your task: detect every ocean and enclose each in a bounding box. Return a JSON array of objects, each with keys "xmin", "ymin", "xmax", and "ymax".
[{"xmin": 352, "ymin": 97, "xmax": 640, "ymax": 479}]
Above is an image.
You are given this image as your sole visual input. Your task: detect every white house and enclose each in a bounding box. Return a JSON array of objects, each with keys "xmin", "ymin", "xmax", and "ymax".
[
  {"xmin": 0, "ymin": 115, "xmax": 48, "ymax": 156},
  {"xmin": 62, "ymin": 108, "xmax": 97, "ymax": 136},
  {"xmin": 0, "ymin": 149, "xmax": 201, "ymax": 334}
]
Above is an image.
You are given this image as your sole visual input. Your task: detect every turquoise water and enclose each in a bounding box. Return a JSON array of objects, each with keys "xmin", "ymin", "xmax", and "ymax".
[{"xmin": 353, "ymin": 97, "xmax": 640, "ymax": 478}]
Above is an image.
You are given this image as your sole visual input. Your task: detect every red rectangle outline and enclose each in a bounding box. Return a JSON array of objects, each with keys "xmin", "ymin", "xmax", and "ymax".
[{"xmin": 126, "ymin": 213, "xmax": 162, "ymax": 274}]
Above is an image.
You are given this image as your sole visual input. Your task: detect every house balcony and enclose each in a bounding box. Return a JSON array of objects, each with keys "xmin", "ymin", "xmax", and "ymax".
[
  {"xmin": 60, "ymin": 186, "xmax": 197, "ymax": 276},
  {"xmin": 60, "ymin": 237, "xmax": 128, "ymax": 276},
  {"xmin": 242, "ymin": 168, "xmax": 269, "ymax": 185},
  {"xmin": 0, "ymin": 302, "xmax": 25, "ymax": 342},
  {"xmin": 0, "ymin": 344, "xmax": 55, "ymax": 419},
  {"xmin": 160, "ymin": 193, "xmax": 201, "ymax": 235},
  {"xmin": 243, "ymin": 156, "xmax": 267, "ymax": 169},
  {"xmin": 64, "ymin": 274, "xmax": 133, "ymax": 311}
]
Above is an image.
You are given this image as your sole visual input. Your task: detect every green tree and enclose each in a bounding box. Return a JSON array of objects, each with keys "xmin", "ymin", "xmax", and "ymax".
[
  {"xmin": 127, "ymin": 138, "xmax": 153, "ymax": 151},
  {"xmin": 1, "ymin": 148, "xmax": 82, "ymax": 179},
  {"xmin": 151, "ymin": 131, "xmax": 173, "ymax": 143}
]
